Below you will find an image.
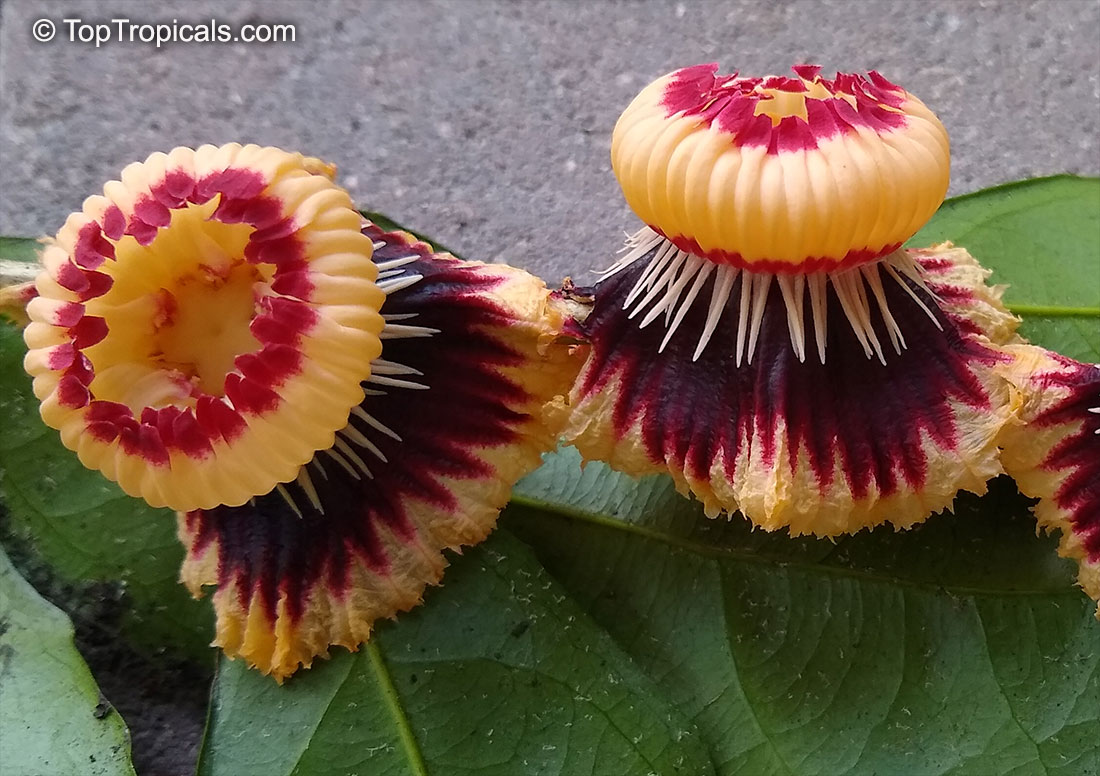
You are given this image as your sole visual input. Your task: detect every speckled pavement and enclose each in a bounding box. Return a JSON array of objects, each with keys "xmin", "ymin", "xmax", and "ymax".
[{"xmin": 2, "ymin": 0, "xmax": 1098, "ymax": 284}]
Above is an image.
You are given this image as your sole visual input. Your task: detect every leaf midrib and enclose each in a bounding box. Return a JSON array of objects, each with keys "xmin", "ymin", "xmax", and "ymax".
[
  {"xmin": 507, "ymin": 497, "xmax": 1074, "ymax": 598},
  {"xmin": 367, "ymin": 642, "xmax": 429, "ymax": 776}
]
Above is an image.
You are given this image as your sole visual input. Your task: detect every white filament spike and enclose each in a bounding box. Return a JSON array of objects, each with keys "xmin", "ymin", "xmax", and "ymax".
[
  {"xmin": 380, "ymin": 324, "xmax": 439, "ymax": 340},
  {"xmin": 693, "ymin": 265, "xmax": 736, "ymax": 362},
  {"xmin": 615, "ymin": 236, "xmax": 943, "ymax": 365},
  {"xmin": 745, "ymin": 272, "xmax": 773, "ymax": 365},
  {"xmin": 275, "ymin": 483, "xmax": 304, "ymax": 519},
  {"xmin": 851, "ymin": 270, "xmax": 886, "ymax": 365},
  {"xmin": 372, "ymin": 240, "xmax": 387, "ymax": 250},
  {"xmin": 352, "ymin": 406, "xmax": 402, "ymax": 441},
  {"xmin": 339, "ymin": 423, "xmax": 388, "ymax": 463},
  {"xmin": 807, "ymin": 274, "xmax": 829, "ymax": 364},
  {"xmin": 639, "ymin": 253, "xmax": 704, "ymax": 329},
  {"xmin": 777, "ymin": 275, "xmax": 806, "ymax": 363},
  {"xmin": 734, "ymin": 268, "xmax": 751, "ymax": 367},
  {"xmin": 363, "ymin": 388, "xmax": 387, "ymax": 397},
  {"xmin": 383, "ymin": 312, "xmax": 419, "ymax": 322},
  {"xmin": 862, "ymin": 265, "xmax": 906, "ymax": 354},
  {"xmin": 623, "ymin": 239, "xmax": 678, "ymax": 309},
  {"xmin": 310, "ymin": 457, "xmax": 330, "ymax": 480},
  {"xmin": 629, "ymin": 250, "xmax": 688, "ymax": 321},
  {"xmin": 894, "ymin": 255, "xmax": 940, "ymax": 301},
  {"xmin": 323, "ymin": 447, "xmax": 362, "ymax": 480},
  {"xmin": 659, "ymin": 261, "xmax": 714, "ymax": 353},
  {"xmin": 296, "ymin": 468, "xmax": 324, "ymax": 514},
  {"xmin": 598, "ymin": 226, "xmax": 665, "ymax": 280},
  {"xmin": 367, "ymin": 374, "xmax": 429, "ymax": 390},
  {"xmin": 371, "ymin": 359, "xmax": 423, "ymax": 376},
  {"xmin": 882, "ymin": 262, "xmax": 943, "ymax": 331},
  {"xmin": 378, "ymin": 274, "xmax": 424, "ymax": 295},
  {"xmin": 375, "ymin": 255, "xmax": 420, "ymax": 272},
  {"xmin": 831, "ymin": 271, "xmax": 875, "ymax": 360},
  {"xmin": 333, "ymin": 437, "xmax": 373, "ymax": 479}
]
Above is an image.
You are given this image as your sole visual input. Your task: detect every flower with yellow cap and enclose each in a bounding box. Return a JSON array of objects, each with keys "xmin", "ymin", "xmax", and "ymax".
[
  {"xmin": 22, "ymin": 144, "xmax": 384, "ymax": 512},
  {"xmin": 178, "ymin": 222, "xmax": 583, "ymax": 679},
  {"xmin": 997, "ymin": 345, "xmax": 1100, "ymax": 616},
  {"xmin": 561, "ymin": 64, "xmax": 1019, "ymax": 535}
]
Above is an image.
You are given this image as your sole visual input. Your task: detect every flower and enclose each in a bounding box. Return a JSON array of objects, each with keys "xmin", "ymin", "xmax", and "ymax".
[
  {"xmin": 22, "ymin": 145, "xmax": 384, "ymax": 512},
  {"xmin": 561, "ymin": 65, "xmax": 1018, "ymax": 535},
  {"xmin": 997, "ymin": 346, "xmax": 1100, "ymax": 616},
  {"xmin": 177, "ymin": 222, "xmax": 583, "ymax": 679}
]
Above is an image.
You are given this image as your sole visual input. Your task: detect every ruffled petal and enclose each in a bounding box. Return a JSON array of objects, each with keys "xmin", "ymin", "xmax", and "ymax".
[
  {"xmin": 22, "ymin": 145, "xmax": 383, "ymax": 512},
  {"xmin": 997, "ymin": 345, "xmax": 1100, "ymax": 615},
  {"xmin": 561, "ymin": 243, "xmax": 1017, "ymax": 535},
  {"xmin": 178, "ymin": 223, "xmax": 582, "ymax": 679}
]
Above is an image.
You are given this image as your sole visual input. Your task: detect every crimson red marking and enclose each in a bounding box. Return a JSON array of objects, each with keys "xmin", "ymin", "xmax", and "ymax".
[
  {"xmin": 47, "ymin": 343, "xmax": 77, "ymax": 370},
  {"xmin": 244, "ymin": 233, "xmax": 305, "ymax": 267},
  {"xmin": 119, "ymin": 423, "xmax": 170, "ymax": 467},
  {"xmin": 253, "ymin": 297, "xmax": 318, "ymax": 342},
  {"xmin": 660, "ymin": 64, "xmax": 908, "ymax": 154},
  {"xmin": 56, "ymin": 375, "xmax": 91, "ymax": 408},
  {"xmin": 132, "ymin": 196, "xmax": 172, "ymax": 229},
  {"xmin": 236, "ymin": 344, "xmax": 303, "ymax": 388},
  {"xmin": 269, "ymin": 268, "xmax": 314, "ymax": 299},
  {"xmin": 654, "ymin": 226, "xmax": 901, "ymax": 273},
  {"xmin": 65, "ymin": 354, "xmax": 94, "ymax": 387},
  {"xmin": 101, "ymin": 206, "xmax": 126, "ymax": 240},
  {"xmin": 151, "ymin": 170, "xmax": 197, "ymax": 208},
  {"xmin": 250, "ymin": 218, "xmax": 298, "ymax": 243},
  {"xmin": 73, "ymin": 222, "xmax": 115, "ymax": 269},
  {"xmin": 125, "ymin": 217, "xmax": 159, "ymax": 246},
  {"xmin": 196, "ymin": 395, "xmax": 248, "ymax": 443},
  {"xmin": 171, "ymin": 408, "xmax": 215, "ymax": 458},
  {"xmin": 197, "ymin": 169, "xmax": 267, "ymax": 202},
  {"xmin": 56, "ymin": 262, "xmax": 92, "ymax": 293},
  {"xmin": 224, "ymin": 374, "xmax": 281, "ymax": 415},
  {"xmin": 68, "ymin": 316, "xmax": 109, "ymax": 349},
  {"xmin": 78, "ymin": 270, "xmax": 114, "ymax": 301},
  {"xmin": 52, "ymin": 302, "xmax": 85, "ymax": 327}
]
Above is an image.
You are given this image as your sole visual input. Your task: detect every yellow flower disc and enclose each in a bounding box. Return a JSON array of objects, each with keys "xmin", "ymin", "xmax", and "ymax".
[
  {"xmin": 611, "ymin": 64, "xmax": 950, "ymax": 272},
  {"xmin": 23, "ymin": 144, "xmax": 384, "ymax": 512}
]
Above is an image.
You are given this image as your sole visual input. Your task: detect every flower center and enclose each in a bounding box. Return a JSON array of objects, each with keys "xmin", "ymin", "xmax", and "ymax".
[{"xmin": 82, "ymin": 201, "xmax": 269, "ymax": 411}]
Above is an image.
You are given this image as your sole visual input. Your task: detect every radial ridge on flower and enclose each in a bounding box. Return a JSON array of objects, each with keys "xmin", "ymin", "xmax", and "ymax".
[
  {"xmin": 22, "ymin": 145, "xmax": 384, "ymax": 512},
  {"xmin": 563, "ymin": 65, "xmax": 1017, "ymax": 535},
  {"xmin": 178, "ymin": 222, "xmax": 582, "ymax": 679},
  {"xmin": 996, "ymin": 345, "xmax": 1100, "ymax": 615}
]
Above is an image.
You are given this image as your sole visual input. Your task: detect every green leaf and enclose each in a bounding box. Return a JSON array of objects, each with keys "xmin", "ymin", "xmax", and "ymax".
[
  {"xmin": 0, "ymin": 541, "xmax": 136, "ymax": 776},
  {"xmin": 0, "ymin": 235, "xmax": 41, "ymax": 264},
  {"xmin": 198, "ymin": 530, "xmax": 713, "ymax": 776},
  {"xmin": 0, "ymin": 323, "xmax": 214, "ymax": 661},
  {"xmin": 1, "ymin": 178, "xmax": 1097, "ymax": 775},
  {"xmin": 509, "ymin": 450, "xmax": 1100, "ymax": 776},
  {"xmin": 909, "ymin": 175, "xmax": 1100, "ymax": 361}
]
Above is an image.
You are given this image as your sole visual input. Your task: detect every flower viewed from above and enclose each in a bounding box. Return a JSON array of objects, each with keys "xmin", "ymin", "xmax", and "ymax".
[
  {"xmin": 177, "ymin": 222, "xmax": 583, "ymax": 679},
  {"xmin": 997, "ymin": 346, "xmax": 1100, "ymax": 616},
  {"xmin": 22, "ymin": 144, "xmax": 384, "ymax": 512},
  {"xmin": 561, "ymin": 64, "xmax": 1019, "ymax": 535}
]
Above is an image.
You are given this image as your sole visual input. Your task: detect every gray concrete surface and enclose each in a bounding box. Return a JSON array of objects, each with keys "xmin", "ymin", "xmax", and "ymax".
[
  {"xmin": 2, "ymin": 0, "xmax": 1099, "ymax": 285},
  {"xmin": 1, "ymin": 1, "xmax": 1098, "ymax": 774}
]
